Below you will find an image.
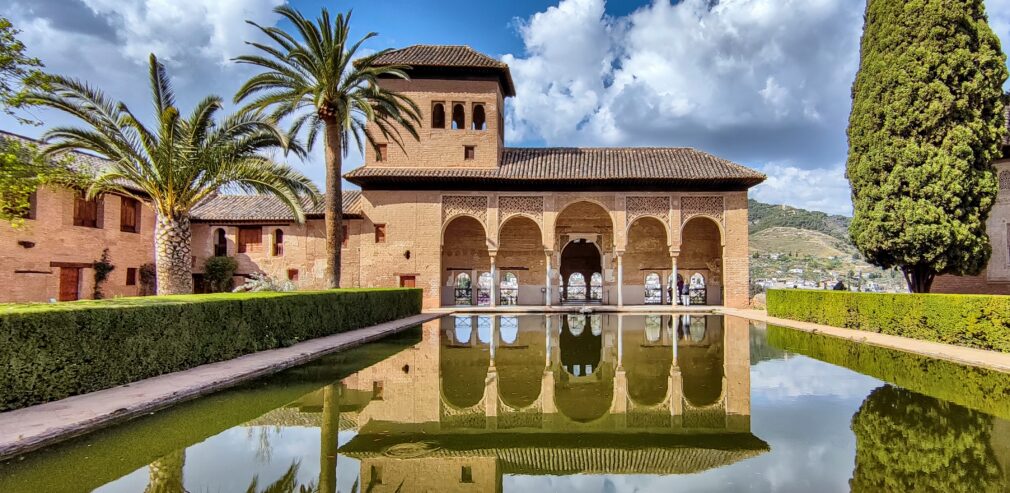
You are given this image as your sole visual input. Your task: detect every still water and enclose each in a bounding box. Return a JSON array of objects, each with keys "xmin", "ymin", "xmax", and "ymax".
[{"xmin": 2, "ymin": 314, "xmax": 1010, "ymax": 492}]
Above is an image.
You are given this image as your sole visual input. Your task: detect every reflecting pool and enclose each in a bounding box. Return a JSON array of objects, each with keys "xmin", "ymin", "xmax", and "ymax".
[{"xmin": 2, "ymin": 314, "xmax": 1010, "ymax": 492}]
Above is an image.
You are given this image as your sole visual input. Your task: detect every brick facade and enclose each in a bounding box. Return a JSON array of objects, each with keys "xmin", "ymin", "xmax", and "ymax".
[{"xmin": 0, "ymin": 185, "xmax": 156, "ymax": 302}]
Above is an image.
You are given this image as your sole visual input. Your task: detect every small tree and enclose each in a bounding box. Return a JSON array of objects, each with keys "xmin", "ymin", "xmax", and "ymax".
[
  {"xmin": 204, "ymin": 256, "xmax": 238, "ymax": 293},
  {"xmin": 847, "ymin": 0, "xmax": 1008, "ymax": 293},
  {"xmin": 0, "ymin": 17, "xmax": 50, "ymax": 124},
  {"xmin": 0, "ymin": 136, "xmax": 74, "ymax": 228}
]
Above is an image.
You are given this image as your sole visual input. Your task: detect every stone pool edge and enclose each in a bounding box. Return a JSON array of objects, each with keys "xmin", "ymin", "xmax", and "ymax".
[
  {"xmin": 0, "ymin": 312, "xmax": 442, "ymax": 462},
  {"xmin": 721, "ymin": 307, "xmax": 1010, "ymax": 373}
]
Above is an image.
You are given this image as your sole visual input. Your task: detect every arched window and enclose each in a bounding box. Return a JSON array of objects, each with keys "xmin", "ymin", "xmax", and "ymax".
[
  {"xmin": 645, "ymin": 315, "xmax": 663, "ymax": 343},
  {"xmin": 471, "ymin": 104, "xmax": 486, "ymax": 130},
  {"xmin": 272, "ymin": 229, "xmax": 284, "ymax": 256},
  {"xmin": 590, "ymin": 315, "xmax": 602, "ymax": 336},
  {"xmin": 500, "ymin": 272, "xmax": 518, "ymax": 305},
  {"xmin": 689, "ymin": 315, "xmax": 707, "ymax": 342},
  {"xmin": 689, "ymin": 273, "xmax": 707, "ymax": 305},
  {"xmin": 454, "ymin": 272, "xmax": 472, "ymax": 305},
  {"xmin": 566, "ymin": 314, "xmax": 586, "ymax": 336},
  {"xmin": 214, "ymin": 228, "xmax": 227, "ymax": 256},
  {"xmin": 499, "ymin": 316, "xmax": 519, "ymax": 344},
  {"xmin": 451, "ymin": 104, "xmax": 465, "ymax": 130},
  {"xmin": 453, "ymin": 316, "xmax": 473, "ymax": 344},
  {"xmin": 566, "ymin": 273, "xmax": 587, "ymax": 300},
  {"xmin": 477, "ymin": 316, "xmax": 493, "ymax": 344},
  {"xmin": 645, "ymin": 273, "xmax": 662, "ymax": 304},
  {"xmin": 589, "ymin": 272, "xmax": 603, "ymax": 301},
  {"xmin": 432, "ymin": 103, "xmax": 446, "ymax": 129},
  {"xmin": 477, "ymin": 272, "xmax": 493, "ymax": 306}
]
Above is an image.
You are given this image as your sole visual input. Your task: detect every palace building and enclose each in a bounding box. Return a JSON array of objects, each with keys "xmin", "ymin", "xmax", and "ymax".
[{"xmin": 190, "ymin": 45, "xmax": 766, "ymax": 309}]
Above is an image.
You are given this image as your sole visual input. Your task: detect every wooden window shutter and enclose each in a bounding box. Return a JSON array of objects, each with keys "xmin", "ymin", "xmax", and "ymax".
[
  {"xmin": 238, "ymin": 226, "xmax": 263, "ymax": 253},
  {"xmin": 120, "ymin": 197, "xmax": 139, "ymax": 233}
]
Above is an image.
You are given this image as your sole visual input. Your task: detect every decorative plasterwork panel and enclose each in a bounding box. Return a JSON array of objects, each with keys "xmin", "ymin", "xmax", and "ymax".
[
  {"xmin": 442, "ymin": 195, "xmax": 488, "ymax": 225},
  {"xmin": 626, "ymin": 196, "xmax": 670, "ymax": 226},
  {"xmin": 681, "ymin": 196, "xmax": 724, "ymax": 224},
  {"xmin": 499, "ymin": 195, "xmax": 544, "ymax": 225},
  {"xmin": 1000, "ymin": 170, "xmax": 1010, "ymax": 190}
]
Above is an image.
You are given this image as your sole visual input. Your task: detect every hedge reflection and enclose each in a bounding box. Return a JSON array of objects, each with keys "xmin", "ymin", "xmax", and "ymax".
[{"xmin": 851, "ymin": 385, "xmax": 1005, "ymax": 492}]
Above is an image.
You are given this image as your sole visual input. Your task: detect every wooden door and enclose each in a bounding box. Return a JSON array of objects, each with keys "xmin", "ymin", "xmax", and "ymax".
[
  {"xmin": 59, "ymin": 267, "xmax": 81, "ymax": 301},
  {"xmin": 399, "ymin": 276, "xmax": 416, "ymax": 288}
]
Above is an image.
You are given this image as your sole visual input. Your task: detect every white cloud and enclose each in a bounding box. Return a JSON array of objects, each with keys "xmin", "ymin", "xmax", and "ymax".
[
  {"xmin": 751, "ymin": 163, "xmax": 852, "ymax": 216},
  {"xmin": 502, "ymin": 0, "xmax": 1010, "ymax": 215}
]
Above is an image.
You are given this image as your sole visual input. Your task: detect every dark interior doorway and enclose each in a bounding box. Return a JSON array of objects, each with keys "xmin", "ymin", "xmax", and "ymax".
[{"xmin": 560, "ymin": 240, "xmax": 601, "ymax": 302}]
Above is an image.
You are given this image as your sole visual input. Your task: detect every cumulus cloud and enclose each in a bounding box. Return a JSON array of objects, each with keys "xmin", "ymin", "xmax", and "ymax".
[
  {"xmin": 2, "ymin": 0, "xmax": 337, "ymax": 186},
  {"xmin": 502, "ymin": 0, "xmax": 1010, "ymax": 214}
]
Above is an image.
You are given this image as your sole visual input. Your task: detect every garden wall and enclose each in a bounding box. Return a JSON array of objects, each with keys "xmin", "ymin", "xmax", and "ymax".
[
  {"xmin": 766, "ymin": 290, "xmax": 1010, "ymax": 352},
  {"xmin": 0, "ymin": 288, "xmax": 422, "ymax": 411}
]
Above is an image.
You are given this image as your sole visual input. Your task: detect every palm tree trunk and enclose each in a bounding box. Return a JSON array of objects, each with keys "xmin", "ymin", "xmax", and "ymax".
[
  {"xmin": 323, "ymin": 120, "xmax": 343, "ymax": 289},
  {"xmin": 319, "ymin": 384, "xmax": 340, "ymax": 493},
  {"xmin": 155, "ymin": 213, "xmax": 194, "ymax": 295}
]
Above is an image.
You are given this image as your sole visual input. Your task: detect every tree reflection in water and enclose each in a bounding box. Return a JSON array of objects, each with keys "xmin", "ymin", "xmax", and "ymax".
[{"xmin": 851, "ymin": 385, "xmax": 1007, "ymax": 493}]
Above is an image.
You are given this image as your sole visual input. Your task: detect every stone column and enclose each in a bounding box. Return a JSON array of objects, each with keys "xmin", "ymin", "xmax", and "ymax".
[
  {"xmin": 545, "ymin": 250, "xmax": 553, "ymax": 307},
  {"xmin": 670, "ymin": 250, "xmax": 679, "ymax": 306},
  {"xmin": 490, "ymin": 252, "xmax": 498, "ymax": 308},
  {"xmin": 616, "ymin": 252, "xmax": 625, "ymax": 307}
]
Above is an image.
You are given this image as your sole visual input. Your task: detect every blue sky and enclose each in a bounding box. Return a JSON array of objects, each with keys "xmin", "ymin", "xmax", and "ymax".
[{"xmin": 7, "ymin": 0, "xmax": 1010, "ymax": 216}]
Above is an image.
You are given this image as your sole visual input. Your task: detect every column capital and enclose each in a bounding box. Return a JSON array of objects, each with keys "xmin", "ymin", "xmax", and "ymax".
[
  {"xmin": 669, "ymin": 248, "xmax": 680, "ymax": 256},
  {"xmin": 489, "ymin": 249, "xmax": 498, "ymax": 259},
  {"xmin": 615, "ymin": 249, "xmax": 626, "ymax": 257}
]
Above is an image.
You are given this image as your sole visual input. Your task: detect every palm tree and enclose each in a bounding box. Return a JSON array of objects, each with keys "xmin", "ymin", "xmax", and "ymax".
[
  {"xmin": 235, "ymin": 6, "xmax": 421, "ymax": 288},
  {"xmin": 26, "ymin": 55, "xmax": 319, "ymax": 295}
]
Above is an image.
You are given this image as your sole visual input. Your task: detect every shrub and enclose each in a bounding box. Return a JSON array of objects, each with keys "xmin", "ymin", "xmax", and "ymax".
[
  {"xmin": 0, "ymin": 288, "xmax": 422, "ymax": 411},
  {"xmin": 766, "ymin": 290, "xmax": 1010, "ymax": 352},
  {"xmin": 203, "ymin": 256, "xmax": 238, "ymax": 293},
  {"xmin": 233, "ymin": 273, "xmax": 295, "ymax": 293}
]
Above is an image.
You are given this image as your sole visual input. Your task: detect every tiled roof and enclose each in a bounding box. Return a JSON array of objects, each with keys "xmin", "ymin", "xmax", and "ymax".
[
  {"xmin": 345, "ymin": 147, "xmax": 766, "ymax": 190},
  {"xmin": 366, "ymin": 44, "xmax": 516, "ymax": 97},
  {"xmin": 191, "ymin": 191, "xmax": 362, "ymax": 222},
  {"xmin": 370, "ymin": 45, "xmax": 508, "ymax": 69}
]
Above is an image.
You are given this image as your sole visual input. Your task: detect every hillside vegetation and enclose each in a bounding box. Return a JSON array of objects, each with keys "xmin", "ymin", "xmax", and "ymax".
[{"xmin": 748, "ymin": 200, "xmax": 905, "ymax": 292}]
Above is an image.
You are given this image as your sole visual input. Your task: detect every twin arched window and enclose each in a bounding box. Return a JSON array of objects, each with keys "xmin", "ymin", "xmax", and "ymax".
[
  {"xmin": 432, "ymin": 103, "xmax": 446, "ymax": 129},
  {"xmin": 272, "ymin": 229, "xmax": 284, "ymax": 256},
  {"xmin": 214, "ymin": 228, "xmax": 227, "ymax": 256},
  {"xmin": 471, "ymin": 105, "xmax": 486, "ymax": 130},
  {"xmin": 451, "ymin": 104, "xmax": 465, "ymax": 130}
]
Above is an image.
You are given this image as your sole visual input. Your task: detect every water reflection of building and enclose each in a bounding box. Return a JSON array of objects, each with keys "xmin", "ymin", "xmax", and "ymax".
[{"xmin": 306, "ymin": 314, "xmax": 765, "ymax": 492}]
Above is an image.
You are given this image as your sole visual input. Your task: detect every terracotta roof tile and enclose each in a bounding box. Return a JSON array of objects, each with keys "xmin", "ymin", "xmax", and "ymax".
[
  {"xmin": 345, "ymin": 147, "xmax": 766, "ymax": 189},
  {"xmin": 191, "ymin": 191, "xmax": 362, "ymax": 222},
  {"xmin": 370, "ymin": 45, "xmax": 507, "ymax": 69}
]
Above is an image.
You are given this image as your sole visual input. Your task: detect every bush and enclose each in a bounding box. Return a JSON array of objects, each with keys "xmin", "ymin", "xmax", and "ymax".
[
  {"xmin": 766, "ymin": 290, "xmax": 1010, "ymax": 352},
  {"xmin": 0, "ymin": 288, "xmax": 422, "ymax": 411},
  {"xmin": 203, "ymin": 256, "xmax": 238, "ymax": 293}
]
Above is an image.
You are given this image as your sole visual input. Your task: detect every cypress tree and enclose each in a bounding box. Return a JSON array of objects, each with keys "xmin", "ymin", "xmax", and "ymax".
[{"xmin": 847, "ymin": 0, "xmax": 1008, "ymax": 293}]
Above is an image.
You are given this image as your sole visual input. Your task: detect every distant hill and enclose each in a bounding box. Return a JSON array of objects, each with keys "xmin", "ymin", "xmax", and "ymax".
[
  {"xmin": 747, "ymin": 200, "xmax": 905, "ymax": 292},
  {"xmin": 748, "ymin": 199, "xmax": 850, "ymax": 242}
]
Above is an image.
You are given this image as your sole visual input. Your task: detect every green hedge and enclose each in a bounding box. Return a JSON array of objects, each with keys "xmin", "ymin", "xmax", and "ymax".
[
  {"xmin": 767, "ymin": 325, "xmax": 1010, "ymax": 419},
  {"xmin": 766, "ymin": 289, "xmax": 1010, "ymax": 352},
  {"xmin": 0, "ymin": 288, "xmax": 422, "ymax": 411}
]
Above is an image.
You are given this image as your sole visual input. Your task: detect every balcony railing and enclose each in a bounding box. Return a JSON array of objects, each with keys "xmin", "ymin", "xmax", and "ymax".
[
  {"xmin": 499, "ymin": 288, "xmax": 518, "ymax": 306},
  {"xmin": 454, "ymin": 288, "xmax": 472, "ymax": 305}
]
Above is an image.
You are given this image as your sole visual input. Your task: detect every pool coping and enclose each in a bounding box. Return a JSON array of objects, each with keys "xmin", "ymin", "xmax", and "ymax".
[
  {"xmin": 0, "ymin": 312, "xmax": 442, "ymax": 462},
  {"xmin": 721, "ymin": 308, "xmax": 1010, "ymax": 373}
]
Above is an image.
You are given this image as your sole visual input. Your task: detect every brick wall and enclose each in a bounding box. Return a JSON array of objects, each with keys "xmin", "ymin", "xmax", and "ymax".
[
  {"xmin": 0, "ymin": 185, "xmax": 155, "ymax": 302},
  {"xmin": 190, "ymin": 218, "xmax": 363, "ymax": 290}
]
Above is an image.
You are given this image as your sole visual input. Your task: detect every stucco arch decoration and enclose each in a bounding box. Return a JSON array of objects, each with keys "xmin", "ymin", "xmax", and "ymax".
[
  {"xmin": 625, "ymin": 196, "xmax": 673, "ymax": 245},
  {"xmin": 441, "ymin": 195, "xmax": 489, "ymax": 238},
  {"xmin": 498, "ymin": 195, "xmax": 544, "ymax": 226}
]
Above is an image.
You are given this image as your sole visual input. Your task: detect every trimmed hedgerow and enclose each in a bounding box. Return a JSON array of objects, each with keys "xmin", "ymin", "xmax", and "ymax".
[
  {"xmin": 766, "ymin": 289, "xmax": 1010, "ymax": 353},
  {"xmin": 0, "ymin": 288, "xmax": 422, "ymax": 411},
  {"xmin": 767, "ymin": 325, "xmax": 1010, "ymax": 420}
]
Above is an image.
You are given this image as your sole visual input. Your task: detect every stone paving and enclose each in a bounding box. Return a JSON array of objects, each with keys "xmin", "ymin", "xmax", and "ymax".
[{"xmin": 721, "ymin": 308, "xmax": 1010, "ymax": 373}]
